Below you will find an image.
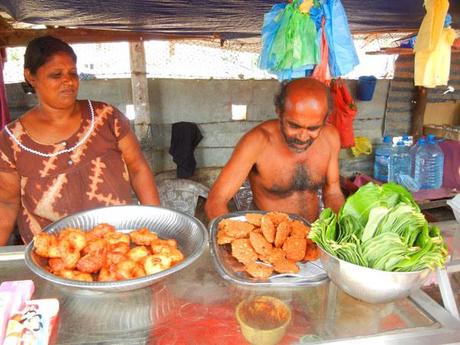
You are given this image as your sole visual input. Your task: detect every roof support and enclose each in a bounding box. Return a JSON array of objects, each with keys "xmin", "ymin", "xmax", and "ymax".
[{"xmin": 129, "ymin": 40, "xmax": 151, "ymax": 146}]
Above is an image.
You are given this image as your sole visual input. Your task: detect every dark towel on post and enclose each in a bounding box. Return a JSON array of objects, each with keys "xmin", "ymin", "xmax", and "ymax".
[{"xmin": 169, "ymin": 122, "xmax": 203, "ymax": 178}]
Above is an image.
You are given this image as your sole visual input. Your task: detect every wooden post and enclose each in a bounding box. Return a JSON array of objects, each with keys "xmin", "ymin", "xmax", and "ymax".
[
  {"xmin": 410, "ymin": 86, "xmax": 427, "ymax": 139},
  {"xmin": 129, "ymin": 40, "xmax": 151, "ymax": 146}
]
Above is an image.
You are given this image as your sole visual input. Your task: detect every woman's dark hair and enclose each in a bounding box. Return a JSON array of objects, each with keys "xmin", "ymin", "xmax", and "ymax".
[{"xmin": 24, "ymin": 35, "xmax": 77, "ymax": 74}]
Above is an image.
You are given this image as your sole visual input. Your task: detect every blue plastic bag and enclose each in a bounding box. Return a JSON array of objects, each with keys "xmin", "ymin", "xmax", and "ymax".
[
  {"xmin": 259, "ymin": 3, "xmax": 287, "ymax": 70},
  {"xmin": 322, "ymin": 0, "xmax": 359, "ymax": 77}
]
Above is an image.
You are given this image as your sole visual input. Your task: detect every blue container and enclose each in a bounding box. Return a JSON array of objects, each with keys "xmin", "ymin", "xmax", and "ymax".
[{"xmin": 357, "ymin": 76, "xmax": 377, "ymax": 101}]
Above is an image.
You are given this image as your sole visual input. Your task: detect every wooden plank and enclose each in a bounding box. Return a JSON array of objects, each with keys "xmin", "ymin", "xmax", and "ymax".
[{"xmin": 129, "ymin": 40, "xmax": 151, "ymax": 145}]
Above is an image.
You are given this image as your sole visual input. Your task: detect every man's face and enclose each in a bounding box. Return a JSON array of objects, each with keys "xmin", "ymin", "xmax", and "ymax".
[{"xmin": 279, "ymin": 91, "xmax": 328, "ymax": 153}]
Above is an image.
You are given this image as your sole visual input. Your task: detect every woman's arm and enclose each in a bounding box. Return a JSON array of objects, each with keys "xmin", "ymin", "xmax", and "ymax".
[
  {"xmin": 0, "ymin": 171, "xmax": 20, "ymax": 246},
  {"xmin": 118, "ymin": 131, "xmax": 160, "ymax": 206}
]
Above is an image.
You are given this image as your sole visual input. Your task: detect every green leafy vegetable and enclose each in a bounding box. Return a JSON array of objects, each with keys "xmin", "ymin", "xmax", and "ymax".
[{"xmin": 309, "ymin": 182, "xmax": 447, "ymax": 272}]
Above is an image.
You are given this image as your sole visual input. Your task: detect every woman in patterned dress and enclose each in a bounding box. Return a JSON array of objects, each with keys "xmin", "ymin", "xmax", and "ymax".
[{"xmin": 0, "ymin": 36, "xmax": 160, "ymax": 245}]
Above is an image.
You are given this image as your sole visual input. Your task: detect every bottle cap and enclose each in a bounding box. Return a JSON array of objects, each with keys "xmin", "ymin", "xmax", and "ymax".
[{"xmin": 383, "ymin": 136, "xmax": 392, "ymax": 143}]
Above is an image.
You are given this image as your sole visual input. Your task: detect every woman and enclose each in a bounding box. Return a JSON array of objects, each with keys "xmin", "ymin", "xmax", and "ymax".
[{"xmin": 0, "ymin": 36, "xmax": 160, "ymax": 245}]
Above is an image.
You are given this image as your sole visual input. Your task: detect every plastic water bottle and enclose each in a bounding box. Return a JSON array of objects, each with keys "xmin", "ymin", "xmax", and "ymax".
[
  {"xmin": 415, "ymin": 135, "xmax": 444, "ymax": 189},
  {"xmin": 389, "ymin": 141, "xmax": 411, "ymax": 183},
  {"xmin": 409, "ymin": 137, "xmax": 426, "ymax": 177},
  {"xmin": 373, "ymin": 136, "xmax": 392, "ymax": 182}
]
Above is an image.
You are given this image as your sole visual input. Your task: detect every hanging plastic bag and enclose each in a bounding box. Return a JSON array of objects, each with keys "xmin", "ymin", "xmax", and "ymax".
[
  {"xmin": 328, "ymin": 79, "xmax": 357, "ymax": 148},
  {"xmin": 259, "ymin": 3, "xmax": 287, "ymax": 71},
  {"xmin": 311, "ymin": 18, "xmax": 331, "ymax": 86},
  {"xmin": 259, "ymin": 0, "xmax": 318, "ymax": 78},
  {"xmin": 351, "ymin": 137, "xmax": 372, "ymax": 157},
  {"xmin": 322, "ymin": 0, "xmax": 359, "ymax": 77}
]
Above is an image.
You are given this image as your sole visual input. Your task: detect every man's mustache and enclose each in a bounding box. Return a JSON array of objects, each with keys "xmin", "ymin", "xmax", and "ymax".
[{"xmin": 286, "ymin": 137, "xmax": 312, "ymax": 146}]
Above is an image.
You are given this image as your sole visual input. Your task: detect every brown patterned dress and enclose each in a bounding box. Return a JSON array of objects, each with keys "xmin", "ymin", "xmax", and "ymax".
[{"xmin": 0, "ymin": 100, "xmax": 134, "ymax": 243}]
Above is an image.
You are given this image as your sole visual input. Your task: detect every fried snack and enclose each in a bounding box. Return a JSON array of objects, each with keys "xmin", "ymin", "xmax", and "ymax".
[
  {"xmin": 219, "ymin": 219, "xmax": 254, "ymax": 239},
  {"xmin": 33, "ymin": 233, "xmax": 61, "ymax": 258},
  {"xmin": 266, "ymin": 212, "xmax": 290, "ymax": 226},
  {"xmin": 82, "ymin": 238, "xmax": 108, "ymax": 255},
  {"xmin": 110, "ymin": 242, "xmax": 130, "ymax": 254},
  {"xmin": 245, "ymin": 262, "xmax": 274, "ymax": 279},
  {"xmin": 59, "ymin": 228, "xmax": 87, "ymax": 251},
  {"xmin": 98, "ymin": 265, "xmax": 118, "ymax": 282},
  {"xmin": 304, "ymin": 243, "xmax": 320, "ymax": 261},
  {"xmin": 33, "ymin": 224, "xmax": 184, "ymax": 283},
  {"xmin": 58, "ymin": 239, "xmax": 81, "ymax": 269},
  {"xmin": 260, "ymin": 215, "xmax": 276, "ymax": 243},
  {"xmin": 217, "ymin": 229, "xmax": 234, "ymax": 245},
  {"xmin": 127, "ymin": 246, "xmax": 150, "ymax": 262},
  {"xmin": 282, "ymin": 237, "xmax": 307, "ymax": 262},
  {"xmin": 48, "ymin": 258, "xmax": 65, "ymax": 273},
  {"xmin": 265, "ymin": 248, "xmax": 287, "ymax": 265},
  {"xmin": 144, "ymin": 254, "xmax": 173, "ymax": 275},
  {"xmin": 290, "ymin": 220, "xmax": 309, "ymax": 239},
  {"xmin": 86, "ymin": 223, "xmax": 116, "ymax": 241},
  {"xmin": 245, "ymin": 213, "xmax": 263, "ymax": 227},
  {"xmin": 104, "ymin": 231, "xmax": 130, "ymax": 246},
  {"xmin": 231, "ymin": 239, "xmax": 258, "ymax": 264},
  {"xmin": 129, "ymin": 228, "xmax": 159, "ymax": 246},
  {"xmin": 249, "ymin": 232, "xmax": 273, "ymax": 257},
  {"xmin": 274, "ymin": 221, "xmax": 291, "ymax": 248},
  {"xmin": 272, "ymin": 258, "xmax": 300, "ymax": 274},
  {"xmin": 77, "ymin": 250, "xmax": 106, "ymax": 273},
  {"xmin": 115, "ymin": 259, "xmax": 146, "ymax": 280}
]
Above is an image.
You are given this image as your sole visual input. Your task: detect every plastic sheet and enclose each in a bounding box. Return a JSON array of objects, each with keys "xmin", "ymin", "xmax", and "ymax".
[{"xmin": 0, "ymin": 0, "xmax": 459, "ymax": 39}]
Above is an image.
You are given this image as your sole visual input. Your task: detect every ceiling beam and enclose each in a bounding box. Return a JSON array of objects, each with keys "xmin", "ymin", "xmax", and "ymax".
[{"xmin": 0, "ymin": 27, "xmax": 218, "ymax": 48}]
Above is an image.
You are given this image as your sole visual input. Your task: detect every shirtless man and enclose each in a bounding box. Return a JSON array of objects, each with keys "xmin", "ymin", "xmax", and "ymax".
[{"xmin": 205, "ymin": 78, "xmax": 345, "ymax": 222}]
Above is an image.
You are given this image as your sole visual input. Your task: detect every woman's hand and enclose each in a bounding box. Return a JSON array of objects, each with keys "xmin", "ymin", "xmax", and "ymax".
[
  {"xmin": 0, "ymin": 171, "xmax": 21, "ymax": 246},
  {"xmin": 118, "ymin": 131, "xmax": 160, "ymax": 206}
]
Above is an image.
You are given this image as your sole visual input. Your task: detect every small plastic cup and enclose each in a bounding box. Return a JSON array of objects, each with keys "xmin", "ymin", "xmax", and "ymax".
[{"xmin": 235, "ymin": 295, "xmax": 291, "ymax": 345}]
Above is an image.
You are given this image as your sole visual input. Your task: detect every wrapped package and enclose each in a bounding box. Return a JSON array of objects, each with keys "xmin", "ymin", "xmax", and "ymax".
[
  {"xmin": 3, "ymin": 299, "xmax": 59, "ymax": 345},
  {"xmin": 0, "ymin": 281, "xmax": 35, "ymax": 344}
]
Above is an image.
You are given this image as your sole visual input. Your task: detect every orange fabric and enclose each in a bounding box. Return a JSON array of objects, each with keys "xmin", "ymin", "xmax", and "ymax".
[
  {"xmin": 312, "ymin": 18, "xmax": 331, "ymax": 86},
  {"xmin": 328, "ymin": 79, "xmax": 357, "ymax": 148}
]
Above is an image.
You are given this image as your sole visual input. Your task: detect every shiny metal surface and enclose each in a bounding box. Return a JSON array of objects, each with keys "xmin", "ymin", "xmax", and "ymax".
[
  {"xmin": 24, "ymin": 205, "xmax": 208, "ymax": 292},
  {"xmin": 209, "ymin": 211, "xmax": 327, "ymax": 287},
  {"xmin": 2, "ymin": 243, "xmax": 460, "ymax": 345},
  {"xmin": 319, "ymin": 247, "xmax": 431, "ymax": 304}
]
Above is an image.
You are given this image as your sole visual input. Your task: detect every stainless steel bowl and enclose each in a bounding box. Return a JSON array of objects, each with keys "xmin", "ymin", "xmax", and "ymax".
[
  {"xmin": 25, "ymin": 205, "xmax": 208, "ymax": 292},
  {"xmin": 319, "ymin": 247, "xmax": 431, "ymax": 304}
]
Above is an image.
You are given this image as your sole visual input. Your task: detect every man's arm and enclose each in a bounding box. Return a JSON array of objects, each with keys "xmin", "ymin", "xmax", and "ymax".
[
  {"xmin": 0, "ymin": 171, "xmax": 20, "ymax": 246},
  {"xmin": 119, "ymin": 131, "xmax": 161, "ymax": 206},
  {"xmin": 205, "ymin": 129, "xmax": 266, "ymax": 220},
  {"xmin": 322, "ymin": 127, "xmax": 345, "ymax": 213}
]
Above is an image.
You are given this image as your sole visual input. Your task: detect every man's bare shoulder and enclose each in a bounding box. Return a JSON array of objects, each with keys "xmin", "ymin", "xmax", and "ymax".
[
  {"xmin": 320, "ymin": 123, "xmax": 341, "ymax": 149},
  {"xmin": 242, "ymin": 119, "xmax": 278, "ymax": 145}
]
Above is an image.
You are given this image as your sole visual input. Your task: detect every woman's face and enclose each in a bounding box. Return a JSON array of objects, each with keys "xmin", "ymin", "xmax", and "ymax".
[{"xmin": 25, "ymin": 52, "xmax": 79, "ymax": 110}]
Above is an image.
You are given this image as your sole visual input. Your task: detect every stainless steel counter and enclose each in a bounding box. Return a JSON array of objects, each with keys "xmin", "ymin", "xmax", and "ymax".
[{"xmin": 1, "ymin": 221, "xmax": 460, "ymax": 345}]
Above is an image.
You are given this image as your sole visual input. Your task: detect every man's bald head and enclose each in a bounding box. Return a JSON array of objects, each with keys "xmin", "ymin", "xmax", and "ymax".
[{"xmin": 275, "ymin": 78, "xmax": 330, "ymax": 118}]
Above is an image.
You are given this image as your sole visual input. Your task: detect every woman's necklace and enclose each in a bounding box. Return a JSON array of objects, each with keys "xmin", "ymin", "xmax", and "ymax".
[{"xmin": 5, "ymin": 100, "xmax": 95, "ymax": 164}]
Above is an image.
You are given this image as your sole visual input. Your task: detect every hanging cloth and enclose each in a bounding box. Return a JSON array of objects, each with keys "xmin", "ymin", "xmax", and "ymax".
[
  {"xmin": 0, "ymin": 48, "xmax": 10, "ymax": 130},
  {"xmin": 169, "ymin": 122, "xmax": 203, "ymax": 178},
  {"xmin": 414, "ymin": 0, "xmax": 453, "ymax": 87},
  {"xmin": 328, "ymin": 79, "xmax": 357, "ymax": 148}
]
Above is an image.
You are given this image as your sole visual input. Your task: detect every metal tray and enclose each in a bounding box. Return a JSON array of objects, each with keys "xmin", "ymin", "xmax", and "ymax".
[
  {"xmin": 25, "ymin": 205, "xmax": 208, "ymax": 292},
  {"xmin": 209, "ymin": 211, "xmax": 328, "ymax": 287}
]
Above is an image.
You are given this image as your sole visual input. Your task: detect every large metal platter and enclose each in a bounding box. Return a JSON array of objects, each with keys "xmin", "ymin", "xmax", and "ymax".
[
  {"xmin": 209, "ymin": 211, "xmax": 328, "ymax": 287},
  {"xmin": 25, "ymin": 205, "xmax": 208, "ymax": 292}
]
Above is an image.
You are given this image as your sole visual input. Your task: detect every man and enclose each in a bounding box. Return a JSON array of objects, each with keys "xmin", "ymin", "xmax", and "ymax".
[{"xmin": 205, "ymin": 78, "xmax": 345, "ymax": 222}]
